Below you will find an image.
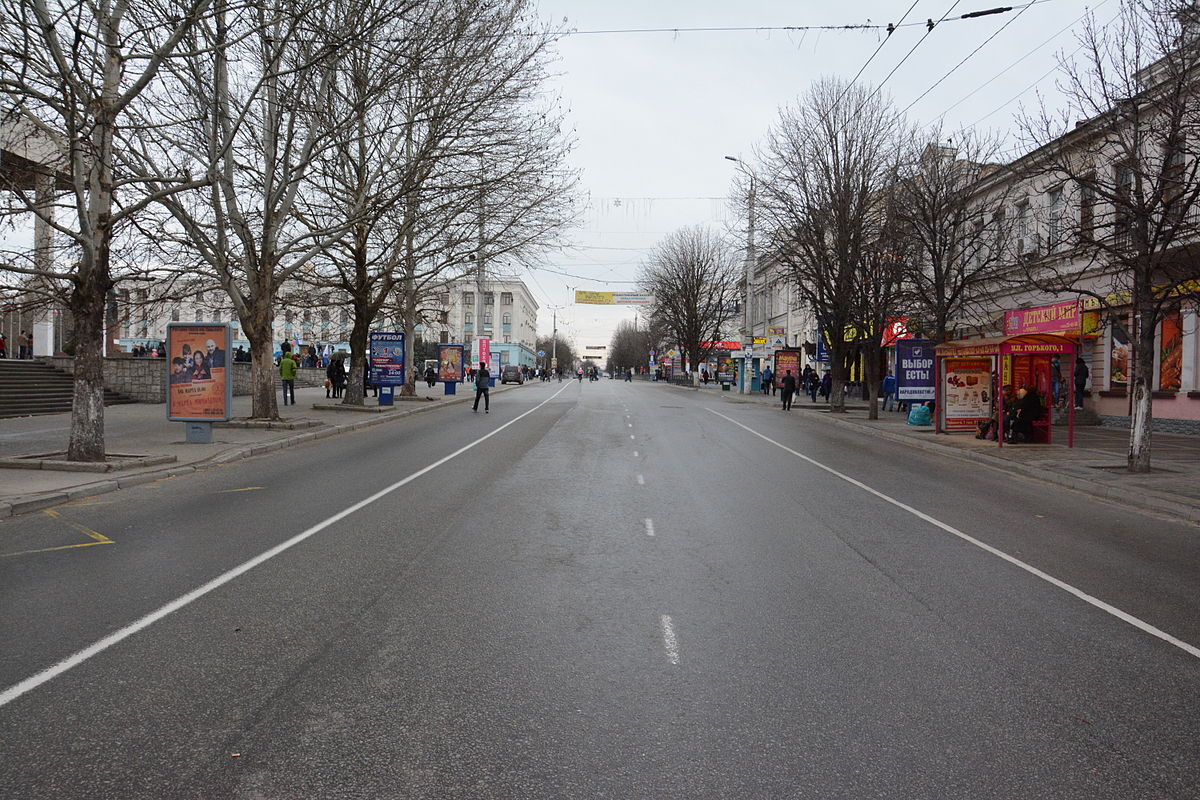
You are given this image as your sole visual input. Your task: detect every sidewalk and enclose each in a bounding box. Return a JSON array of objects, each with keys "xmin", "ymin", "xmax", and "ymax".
[
  {"xmin": 0, "ymin": 380, "xmax": 520, "ymax": 518},
  {"xmin": 683, "ymin": 380, "xmax": 1200, "ymax": 525}
]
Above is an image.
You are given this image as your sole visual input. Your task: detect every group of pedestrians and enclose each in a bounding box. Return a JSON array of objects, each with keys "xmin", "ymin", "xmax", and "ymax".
[{"xmin": 1, "ymin": 330, "xmax": 35, "ymax": 359}]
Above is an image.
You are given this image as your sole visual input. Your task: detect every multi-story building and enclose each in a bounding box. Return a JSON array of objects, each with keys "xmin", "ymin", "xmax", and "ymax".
[{"xmin": 437, "ymin": 276, "xmax": 539, "ymax": 369}]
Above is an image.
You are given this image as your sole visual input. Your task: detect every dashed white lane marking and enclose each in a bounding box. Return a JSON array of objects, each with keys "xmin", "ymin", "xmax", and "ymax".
[
  {"xmin": 0, "ymin": 383, "xmax": 578, "ymax": 709},
  {"xmin": 630, "ymin": 435, "xmax": 635, "ymax": 440},
  {"xmin": 637, "ymin": 474, "xmax": 645, "ymax": 485},
  {"xmin": 627, "ymin": 423, "xmax": 633, "ymax": 428},
  {"xmin": 660, "ymin": 615, "xmax": 680, "ymax": 665},
  {"xmin": 633, "ymin": 450, "xmax": 639, "ymax": 457},
  {"xmin": 706, "ymin": 407, "xmax": 1200, "ymax": 661},
  {"xmin": 644, "ymin": 518, "xmax": 655, "ymax": 537}
]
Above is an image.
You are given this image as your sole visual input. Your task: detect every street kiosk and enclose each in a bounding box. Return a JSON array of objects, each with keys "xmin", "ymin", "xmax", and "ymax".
[{"xmin": 934, "ymin": 333, "xmax": 1079, "ymax": 448}]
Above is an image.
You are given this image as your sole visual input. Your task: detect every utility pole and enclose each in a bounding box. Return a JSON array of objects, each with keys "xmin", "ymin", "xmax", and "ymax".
[{"xmin": 726, "ymin": 156, "xmax": 756, "ymax": 394}]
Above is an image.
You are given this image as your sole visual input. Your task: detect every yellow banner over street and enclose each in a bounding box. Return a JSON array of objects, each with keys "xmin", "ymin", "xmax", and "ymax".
[{"xmin": 574, "ymin": 290, "xmax": 654, "ymax": 305}]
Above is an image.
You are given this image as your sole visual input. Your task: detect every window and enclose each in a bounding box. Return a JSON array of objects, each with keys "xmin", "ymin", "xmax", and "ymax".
[
  {"xmin": 484, "ymin": 293, "xmax": 494, "ymax": 306},
  {"xmin": 194, "ymin": 310, "xmax": 203, "ymax": 322},
  {"xmin": 171, "ymin": 305, "xmax": 180, "ymax": 322},
  {"xmin": 1015, "ymin": 201, "xmax": 1029, "ymax": 254},
  {"xmin": 1047, "ymin": 187, "xmax": 1064, "ymax": 250},
  {"xmin": 1114, "ymin": 164, "xmax": 1133, "ymax": 243},
  {"xmin": 502, "ymin": 313, "xmax": 511, "ymax": 325},
  {"xmin": 1163, "ymin": 144, "xmax": 1185, "ymax": 221},
  {"xmin": 1078, "ymin": 175, "xmax": 1095, "ymax": 239},
  {"xmin": 439, "ymin": 310, "xmax": 449, "ymax": 324},
  {"xmin": 340, "ymin": 308, "xmax": 349, "ymax": 324},
  {"xmin": 463, "ymin": 292, "xmax": 474, "ymax": 307},
  {"xmin": 465, "ymin": 312, "xmax": 473, "ymax": 325},
  {"xmin": 504, "ymin": 335, "xmax": 511, "ymax": 343},
  {"xmin": 501, "ymin": 292, "xmax": 513, "ymax": 305},
  {"xmin": 484, "ymin": 312, "xmax": 493, "ymax": 326}
]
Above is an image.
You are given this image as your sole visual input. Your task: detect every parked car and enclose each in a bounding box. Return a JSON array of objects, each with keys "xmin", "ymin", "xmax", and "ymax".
[{"xmin": 501, "ymin": 365, "xmax": 524, "ymax": 384}]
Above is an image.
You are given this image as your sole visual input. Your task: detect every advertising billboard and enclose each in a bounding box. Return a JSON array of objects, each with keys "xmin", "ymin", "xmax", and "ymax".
[
  {"xmin": 774, "ymin": 349, "xmax": 801, "ymax": 382},
  {"xmin": 166, "ymin": 323, "xmax": 233, "ymax": 422},
  {"xmin": 895, "ymin": 339, "xmax": 935, "ymax": 401},
  {"xmin": 368, "ymin": 332, "xmax": 406, "ymax": 386},
  {"xmin": 438, "ymin": 344, "xmax": 464, "ymax": 382},
  {"xmin": 943, "ymin": 357, "xmax": 993, "ymax": 432}
]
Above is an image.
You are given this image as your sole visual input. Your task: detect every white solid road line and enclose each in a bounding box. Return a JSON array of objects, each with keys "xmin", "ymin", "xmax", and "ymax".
[
  {"xmin": 706, "ymin": 408, "xmax": 1200, "ymax": 661},
  {"xmin": 0, "ymin": 382, "xmax": 576, "ymax": 709},
  {"xmin": 660, "ymin": 614, "xmax": 680, "ymax": 665}
]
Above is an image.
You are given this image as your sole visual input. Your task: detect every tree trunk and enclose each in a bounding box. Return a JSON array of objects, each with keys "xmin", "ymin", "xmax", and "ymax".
[
  {"xmin": 1127, "ymin": 323, "xmax": 1155, "ymax": 473},
  {"xmin": 828, "ymin": 342, "xmax": 847, "ymax": 413},
  {"xmin": 249, "ymin": 331, "xmax": 280, "ymax": 420},
  {"xmin": 67, "ymin": 289, "xmax": 107, "ymax": 462},
  {"xmin": 400, "ymin": 290, "xmax": 419, "ymax": 398},
  {"xmin": 863, "ymin": 344, "xmax": 880, "ymax": 421},
  {"xmin": 343, "ymin": 312, "xmax": 369, "ymax": 406}
]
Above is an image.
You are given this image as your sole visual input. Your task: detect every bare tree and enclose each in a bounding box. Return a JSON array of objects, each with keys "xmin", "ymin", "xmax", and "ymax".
[
  {"xmin": 758, "ymin": 77, "xmax": 908, "ymax": 413},
  {"xmin": 134, "ymin": 0, "xmax": 367, "ymax": 420},
  {"xmin": 1017, "ymin": 0, "xmax": 1200, "ymax": 472},
  {"xmin": 639, "ymin": 225, "xmax": 740, "ymax": 384},
  {"xmin": 299, "ymin": 0, "xmax": 576, "ymax": 405},
  {"xmin": 0, "ymin": 0, "xmax": 215, "ymax": 460},
  {"xmin": 606, "ymin": 318, "xmax": 652, "ymax": 375},
  {"xmin": 896, "ymin": 127, "xmax": 1013, "ymax": 343}
]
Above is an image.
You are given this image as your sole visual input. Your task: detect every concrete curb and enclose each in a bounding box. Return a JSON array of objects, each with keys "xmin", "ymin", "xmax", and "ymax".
[
  {"xmin": 659, "ymin": 380, "xmax": 1200, "ymax": 526},
  {"xmin": 0, "ymin": 382, "xmax": 527, "ymax": 520}
]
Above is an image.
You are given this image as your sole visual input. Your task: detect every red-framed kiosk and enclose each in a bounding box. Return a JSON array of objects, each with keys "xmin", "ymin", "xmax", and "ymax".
[{"xmin": 934, "ymin": 334, "xmax": 1079, "ymax": 448}]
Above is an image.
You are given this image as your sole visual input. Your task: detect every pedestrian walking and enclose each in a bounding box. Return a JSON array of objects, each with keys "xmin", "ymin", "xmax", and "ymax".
[
  {"xmin": 0, "ymin": 332, "xmax": 7, "ymax": 358},
  {"xmin": 326, "ymin": 357, "xmax": 346, "ymax": 398},
  {"xmin": 881, "ymin": 369, "xmax": 897, "ymax": 412},
  {"xmin": 1074, "ymin": 356, "xmax": 1089, "ymax": 409},
  {"xmin": 279, "ymin": 351, "xmax": 298, "ymax": 406},
  {"xmin": 819, "ymin": 371, "xmax": 832, "ymax": 402},
  {"xmin": 18, "ymin": 330, "xmax": 31, "ymax": 359},
  {"xmin": 472, "ymin": 361, "xmax": 490, "ymax": 413},
  {"xmin": 761, "ymin": 366, "xmax": 773, "ymax": 396},
  {"xmin": 424, "ymin": 365, "xmax": 437, "ymax": 388},
  {"xmin": 780, "ymin": 369, "xmax": 797, "ymax": 410}
]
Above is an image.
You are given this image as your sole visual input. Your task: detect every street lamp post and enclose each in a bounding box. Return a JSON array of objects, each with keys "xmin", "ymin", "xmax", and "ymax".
[{"xmin": 725, "ymin": 155, "xmax": 756, "ymax": 395}]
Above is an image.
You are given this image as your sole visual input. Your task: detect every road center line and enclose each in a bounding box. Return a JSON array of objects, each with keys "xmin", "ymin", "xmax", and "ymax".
[
  {"xmin": 706, "ymin": 407, "xmax": 1200, "ymax": 661},
  {"xmin": 644, "ymin": 518, "xmax": 655, "ymax": 537},
  {"xmin": 0, "ymin": 382, "xmax": 576, "ymax": 709},
  {"xmin": 636, "ymin": 474, "xmax": 645, "ymax": 485},
  {"xmin": 633, "ymin": 450, "xmax": 639, "ymax": 458},
  {"xmin": 660, "ymin": 614, "xmax": 680, "ymax": 665}
]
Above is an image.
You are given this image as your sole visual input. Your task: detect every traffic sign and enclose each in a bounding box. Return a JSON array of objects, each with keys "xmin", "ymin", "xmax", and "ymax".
[{"xmin": 537, "ymin": 350, "xmax": 545, "ymax": 357}]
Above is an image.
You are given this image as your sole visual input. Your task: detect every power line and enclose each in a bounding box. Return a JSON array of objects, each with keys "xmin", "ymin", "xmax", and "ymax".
[
  {"xmin": 900, "ymin": 1, "xmax": 1035, "ymax": 116},
  {"xmin": 931, "ymin": 0, "xmax": 1113, "ymax": 122}
]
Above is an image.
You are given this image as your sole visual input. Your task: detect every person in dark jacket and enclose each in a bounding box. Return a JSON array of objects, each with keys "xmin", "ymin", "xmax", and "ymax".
[
  {"xmin": 425, "ymin": 365, "xmax": 437, "ymax": 388},
  {"xmin": 1010, "ymin": 385, "xmax": 1043, "ymax": 443},
  {"xmin": 1074, "ymin": 356, "xmax": 1089, "ymax": 409},
  {"xmin": 472, "ymin": 362, "xmax": 490, "ymax": 413},
  {"xmin": 779, "ymin": 370, "xmax": 797, "ymax": 410},
  {"xmin": 326, "ymin": 357, "xmax": 346, "ymax": 398}
]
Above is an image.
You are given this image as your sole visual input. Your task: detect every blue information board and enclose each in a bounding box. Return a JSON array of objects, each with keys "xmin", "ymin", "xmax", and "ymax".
[{"xmin": 369, "ymin": 332, "xmax": 406, "ymax": 386}]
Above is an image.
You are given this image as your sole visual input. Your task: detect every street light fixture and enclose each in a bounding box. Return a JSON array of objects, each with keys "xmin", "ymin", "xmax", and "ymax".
[{"xmin": 725, "ymin": 155, "xmax": 756, "ymax": 395}]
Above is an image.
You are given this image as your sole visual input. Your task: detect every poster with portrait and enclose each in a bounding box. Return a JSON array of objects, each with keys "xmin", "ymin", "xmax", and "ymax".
[
  {"xmin": 166, "ymin": 323, "xmax": 232, "ymax": 421},
  {"xmin": 368, "ymin": 331, "xmax": 406, "ymax": 386},
  {"xmin": 942, "ymin": 357, "xmax": 993, "ymax": 432},
  {"xmin": 438, "ymin": 344, "xmax": 464, "ymax": 382}
]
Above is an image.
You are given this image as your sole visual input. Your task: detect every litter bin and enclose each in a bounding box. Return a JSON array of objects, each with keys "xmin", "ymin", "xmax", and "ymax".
[
  {"xmin": 444, "ymin": 381, "xmax": 457, "ymax": 395},
  {"xmin": 379, "ymin": 385, "xmax": 394, "ymax": 406}
]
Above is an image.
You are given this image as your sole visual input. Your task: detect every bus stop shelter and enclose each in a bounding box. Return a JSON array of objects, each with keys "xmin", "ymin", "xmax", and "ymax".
[{"xmin": 934, "ymin": 333, "xmax": 1079, "ymax": 448}]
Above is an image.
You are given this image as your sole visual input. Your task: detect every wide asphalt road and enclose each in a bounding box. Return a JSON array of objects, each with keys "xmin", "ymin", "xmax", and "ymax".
[{"xmin": 2, "ymin": 378, "xmax": 1198, "ymax": 798}]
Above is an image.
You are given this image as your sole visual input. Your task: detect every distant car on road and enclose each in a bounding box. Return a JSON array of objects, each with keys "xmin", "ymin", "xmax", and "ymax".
[{"xmin": 501, "ymin": 365, "xmax": 524, "ymax": 384}]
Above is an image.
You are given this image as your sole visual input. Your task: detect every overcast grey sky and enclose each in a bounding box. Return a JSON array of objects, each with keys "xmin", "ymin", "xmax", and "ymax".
[{"xmin": 526, "ymin": 0, "xmax": 1112, "ymax": 350}]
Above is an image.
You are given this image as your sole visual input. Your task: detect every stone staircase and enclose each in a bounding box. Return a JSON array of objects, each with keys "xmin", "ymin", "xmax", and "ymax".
[{"xmin": 0, "ymin": 359, "xmax": 136, "ymax": 418}]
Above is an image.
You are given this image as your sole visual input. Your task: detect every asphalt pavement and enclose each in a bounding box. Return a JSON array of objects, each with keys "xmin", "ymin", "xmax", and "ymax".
[{"xmin": 1, "ymin": 378, "xmax": 1198, "ymax": 798}]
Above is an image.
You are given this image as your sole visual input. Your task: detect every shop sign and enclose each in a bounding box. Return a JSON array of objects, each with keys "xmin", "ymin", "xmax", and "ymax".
[
  {"xmin": 895, "ymin": 339, "xmax": 935, "ymax": 401},
  {"xmin": 1004, "ymin": 300, "xmax": 1082, "ymax": 335}
]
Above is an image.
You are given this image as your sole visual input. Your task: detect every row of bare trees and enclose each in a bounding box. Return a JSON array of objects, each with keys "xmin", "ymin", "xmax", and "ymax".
[
  {"xmin": 1, "ymin": 0, "xmax": 577, "ymax": 461},
  {"xmin": 739, "ymin": 0, "xmax": 1200, "ymax": 472}
]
